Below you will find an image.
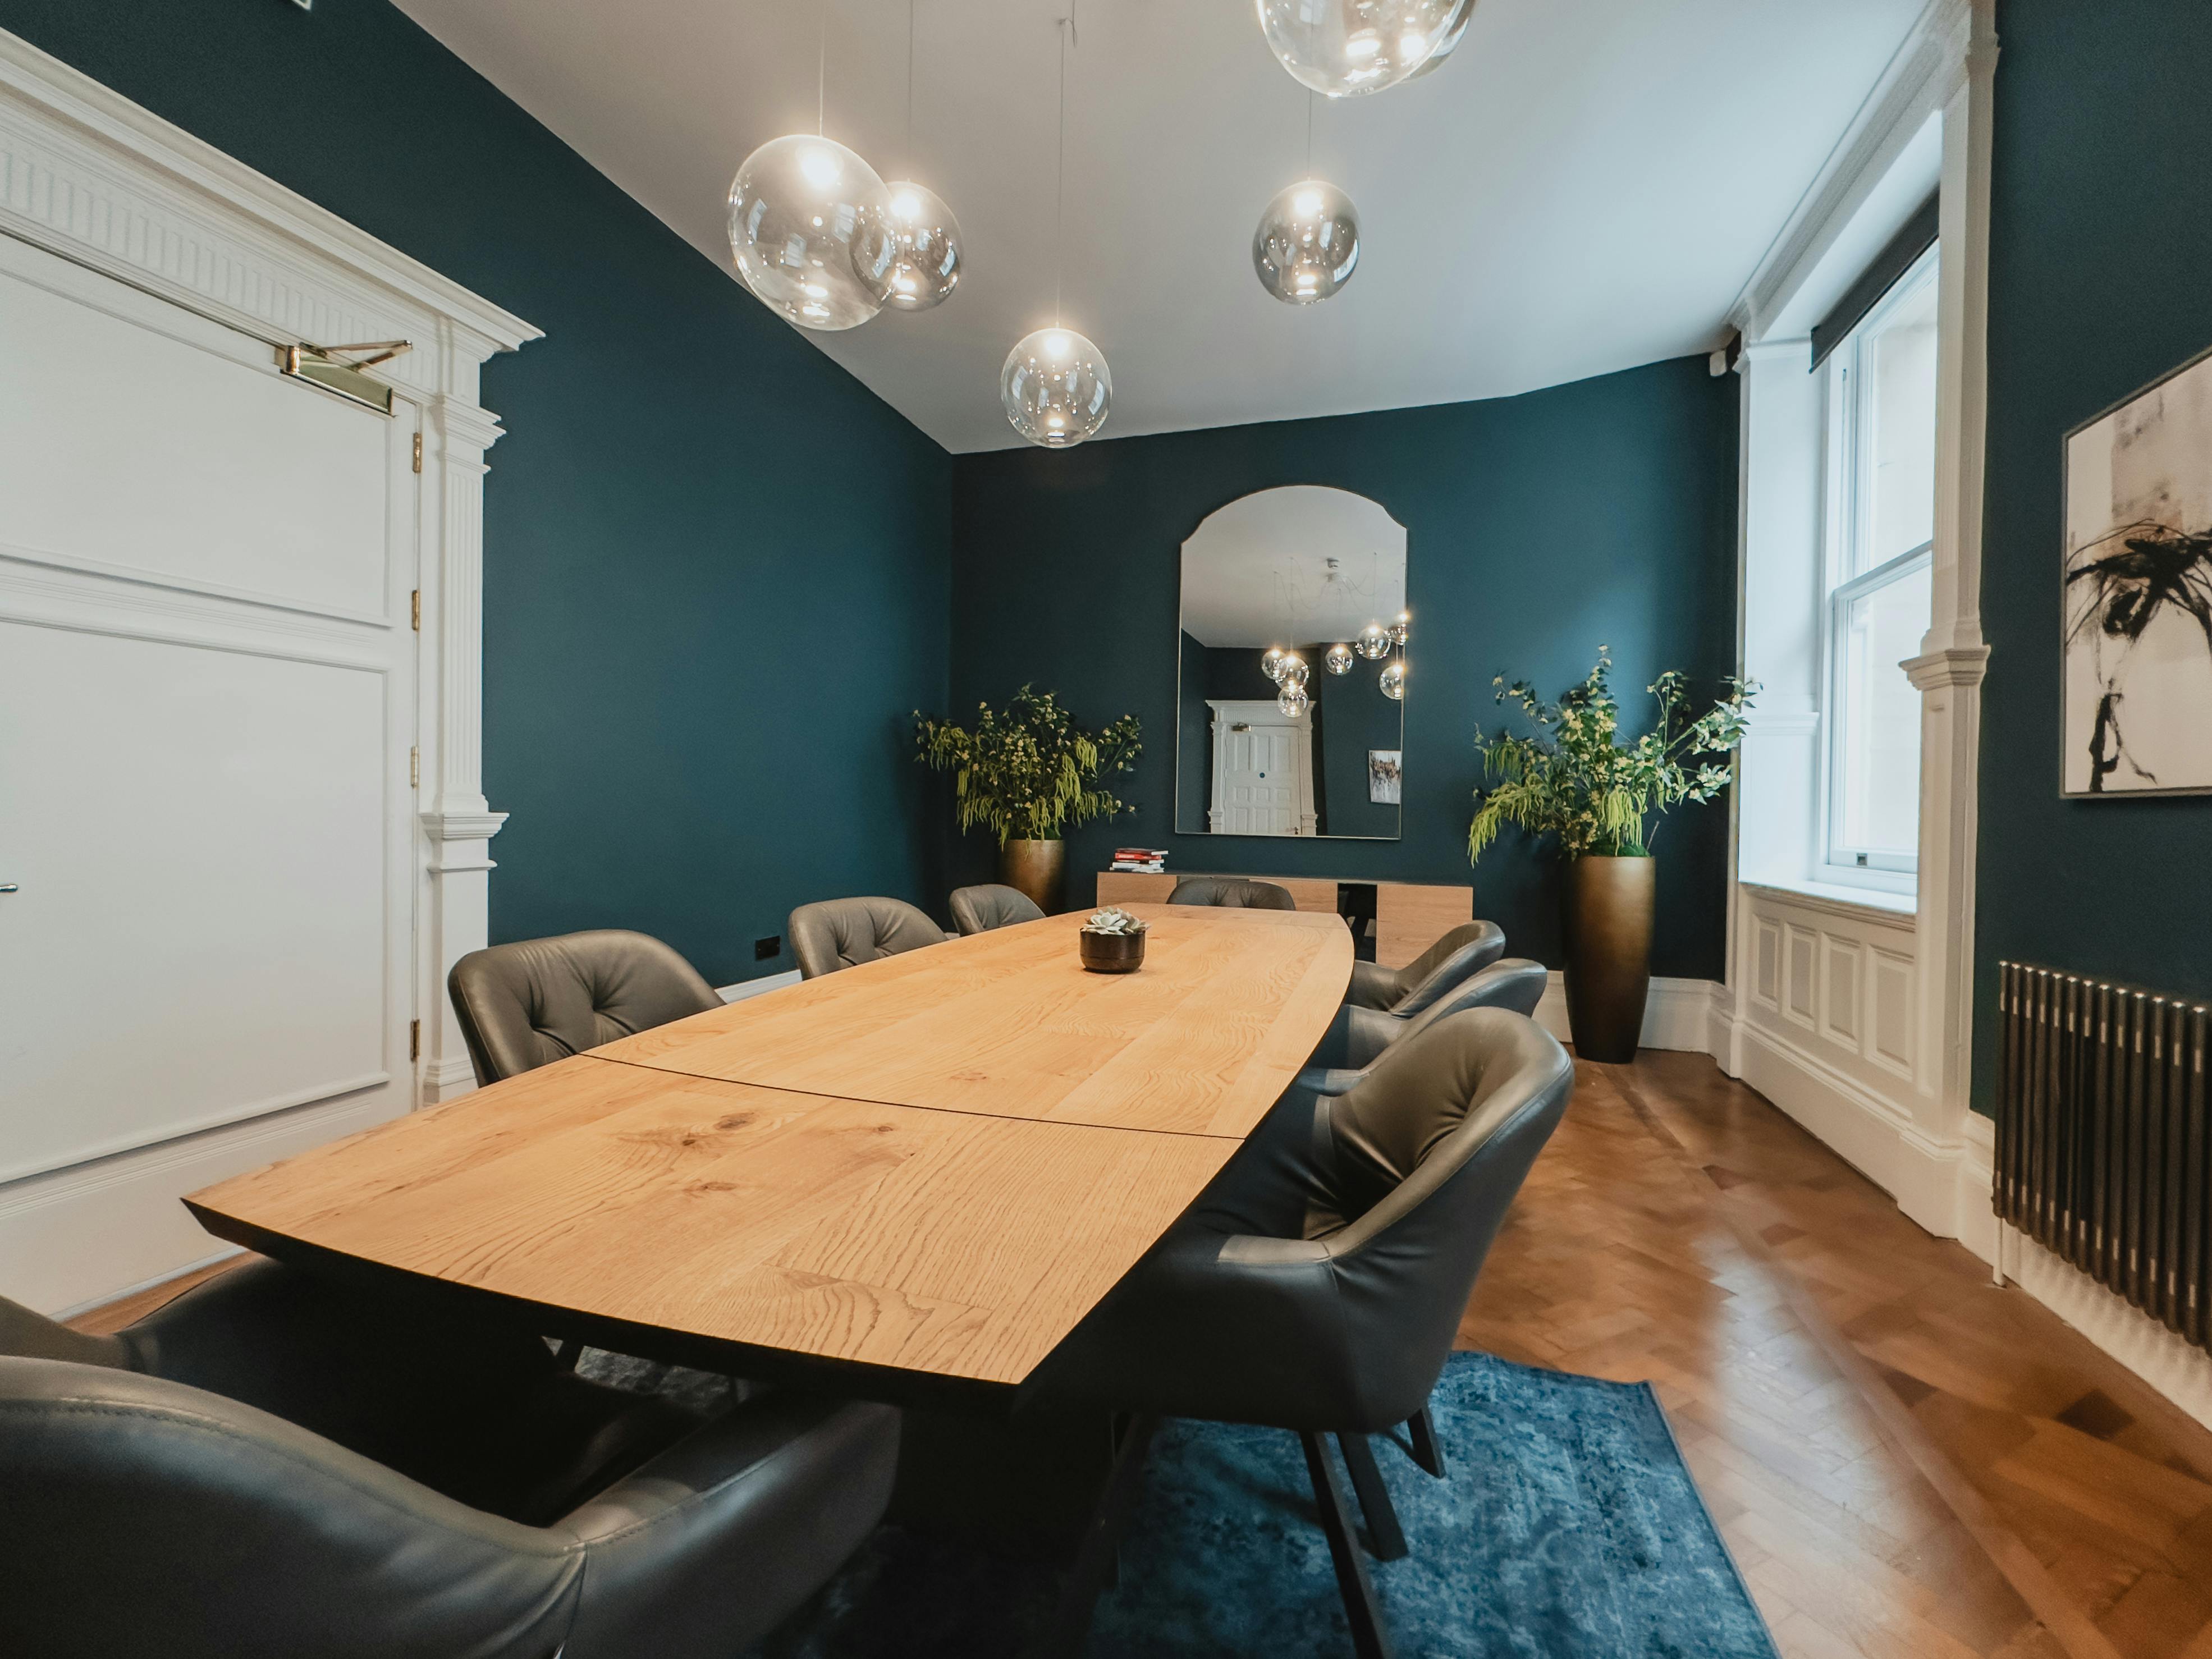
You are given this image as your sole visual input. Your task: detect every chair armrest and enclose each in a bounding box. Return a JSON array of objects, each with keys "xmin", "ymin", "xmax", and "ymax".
[
  {"xmin": 558, "ymin": 1393, "xmax": 897, "ymax": 1658},
  {"xmin": 1296, "ymin": 1066, "xmax": 1367, "ymax": 1097},
  {"xmin": 1342, "ymin": 1005, "xmax": 1403, "ymax": 1070},
  {"xmin": 1343, "ymin": 959, "xmax": 1402, "ymax": 1011}
]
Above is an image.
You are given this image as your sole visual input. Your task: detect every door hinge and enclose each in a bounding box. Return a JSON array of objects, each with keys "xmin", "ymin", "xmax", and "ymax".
[
  {"xmin": 410, "ymin": 588, "xmax": 420, "ymax": 631},
  {"xmin": 413, "ymin": 431, "xmax": 423, "ymax": 473},
  {"xmin": 409, "ymin": 1019, "xmax": 420, "ymax": 1062},
  {"xmin": 410, "ymin": 746, "xmax": 420, "ymax": 789}
]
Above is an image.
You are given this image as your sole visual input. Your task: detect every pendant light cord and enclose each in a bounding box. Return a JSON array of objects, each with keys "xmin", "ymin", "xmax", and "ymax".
[
  {"xmin": 1055, "ymin": 7, "xmax": 1071, "ymax": 326},
  {"xmin": 1305, "ymin": 88, "xmax": 1313, "ymax": 177},
  {"xmin": 905, "ymin": 0, "xmax": 916, "ymax": 157}
]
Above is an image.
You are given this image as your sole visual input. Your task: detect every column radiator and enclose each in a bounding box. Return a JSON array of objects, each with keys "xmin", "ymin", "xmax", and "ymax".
[{"xmin": 1995, "ymin": 961, "xmax": 2211, "ymax": 1351}]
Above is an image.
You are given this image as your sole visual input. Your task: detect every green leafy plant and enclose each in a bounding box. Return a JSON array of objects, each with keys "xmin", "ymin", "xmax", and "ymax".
[
  {"xmin": 1468, "ymin": 647, "xmax": 1755, "ymax": 862},
  {"xmin": 914, "ymin": 686, "xmax": 1142, "ymax": 846}
]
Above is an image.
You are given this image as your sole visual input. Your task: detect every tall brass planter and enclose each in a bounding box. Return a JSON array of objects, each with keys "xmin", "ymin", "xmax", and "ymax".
[
  {"xmin": 1561, "ymin": 855, "xmax": 1654, "ymax": 1064},
  {"xmin": 1000, "ymin": 837, "xmax": 1066, "ymax": 915}
]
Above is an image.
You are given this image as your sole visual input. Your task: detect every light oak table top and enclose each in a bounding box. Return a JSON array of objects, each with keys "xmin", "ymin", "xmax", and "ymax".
[
  {"xmin": 597, "ymin": 904, "xmax": 1353, "ymax": 1139},
  {"xmin": 187, "ymin": 906, "xmax": 1353, "ymax": 1396}
]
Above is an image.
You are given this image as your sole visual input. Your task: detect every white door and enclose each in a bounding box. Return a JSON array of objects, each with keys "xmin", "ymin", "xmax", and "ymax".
[
  {"xmin": 1210, "ymin": 704, "xmax": 1313, "ymax": 836},
  {"xmin": 0, "ymin": 230, "xmax": 420, "ymax": 1312}
]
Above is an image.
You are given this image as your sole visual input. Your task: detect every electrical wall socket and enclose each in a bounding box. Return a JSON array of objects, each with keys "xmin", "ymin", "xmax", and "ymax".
[{"xmin": 754, "ymin": 936, "xmax": 781, "ymax": 961}]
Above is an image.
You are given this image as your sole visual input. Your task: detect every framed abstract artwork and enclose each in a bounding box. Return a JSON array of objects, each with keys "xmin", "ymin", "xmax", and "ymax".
[
  {"xmin": 2063, "ymin": 343, "xmax": 2212, "ymax": 796},
  {"xmin": 1367, "ymin": 749, "xmax": 1402, "ymax": 805}
]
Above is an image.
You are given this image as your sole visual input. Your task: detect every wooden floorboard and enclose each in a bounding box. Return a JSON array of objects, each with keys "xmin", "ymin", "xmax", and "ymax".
[{"xmin": 1467, "ymin": 1049, "xmax": 2212, "ymax": 1658}]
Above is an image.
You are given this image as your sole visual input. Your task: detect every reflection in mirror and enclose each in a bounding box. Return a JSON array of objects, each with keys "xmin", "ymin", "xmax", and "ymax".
[{"xmin": 1175, "ymin": 486, "xmax": 1407, "ymax": 839}]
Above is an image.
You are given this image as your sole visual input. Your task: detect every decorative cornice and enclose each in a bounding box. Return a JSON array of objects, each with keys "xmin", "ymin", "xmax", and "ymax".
[
  {"xmin": 0, "ymin": 33, "xmax": 539, "ymax": 365},
  {"xmin": 1902, "ymin": 644, "xmax": 1990, "ymax": 691},
  {"xmin": 1728, "ymin": 0, "xmax": 1958, "ymax": 341}
]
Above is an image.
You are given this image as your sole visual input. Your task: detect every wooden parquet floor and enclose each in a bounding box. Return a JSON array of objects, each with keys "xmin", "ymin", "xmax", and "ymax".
[{"xmin": 1467, "ymin": 1050, "xmax": 2212, "ymax": 1659}]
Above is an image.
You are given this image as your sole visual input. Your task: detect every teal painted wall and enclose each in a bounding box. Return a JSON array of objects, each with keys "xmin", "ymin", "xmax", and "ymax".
[
  {"xmin": 0, "ymin": 0, "xmax": 952, "ymax": 987},
  {"xmin": 946, "ymin": 357, "xmax": 1741, "ymax": 979},
  {"xmin": 1972, "ymin": 0, "xmax": 2212, "ymax": 1107}
]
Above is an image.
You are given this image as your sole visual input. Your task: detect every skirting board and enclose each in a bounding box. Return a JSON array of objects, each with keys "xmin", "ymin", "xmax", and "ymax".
[
  {"xmin": 0, "ymin": 1085, "xmax": 407, "ymax": 1316},
  {"xmin": 718, "ymin": 970, "xmax": 800, "ymax": 1004},
  {"xmin": 1715, "ymin": 1004, "xmax": 1997, "ymax": 1258},
  {"xmin": 1533, "ymin": 973, "xmax": 1716, "ymax": 1053},
  {"xmin": 1998, "ymin": 1225, "xmax": 2212, "ymax": 1438}
]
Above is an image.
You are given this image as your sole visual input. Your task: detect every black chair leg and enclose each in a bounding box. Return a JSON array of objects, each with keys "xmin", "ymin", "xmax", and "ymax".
[
  {"xmin": 1025, "ymin": 1413, "xmax": 1161, "ymax": 1659},
  {"xmin": 1300, "ymin": 1431, "xmax": 1395, "ymax": 1659},
  {"xmin": 1405, "ymin": 1405, "xmax": 1446, "ymax": 1479},
  {"xmin": 552, "ymin": 1339, "xmax": 583, "ymax": 1372},
  {"xmin": 1335, "ymin": 1433, "xmax": 1408, "ymax": 1561}
]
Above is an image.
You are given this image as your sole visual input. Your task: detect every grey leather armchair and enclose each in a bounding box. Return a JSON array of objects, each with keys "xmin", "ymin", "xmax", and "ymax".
[
  {"xmin": 788, "ymin": 896, "xmax": 949, "ymax": 978},
  {"xmin": 949, "ymin": 882, "xmax": 1045, "ymax": 935},
  {"xmin": 448, "ymin": 929, "xmax": 720, "ymax": 1085},
  {"xmin": 1343, "ymin": 920, "xmax": 1506, "ymax": 1014},
  {"xmin": 1167, "ymin": 876, "xmax": 1298, "ymax": 910},
  {"xmin": 0, "ymin": 1259, "xmax": 898, "ymax": 1659},
  {"xmin": 1302, "ymin": 957, "xmax": 1550, "ymax": 1094},
  {"xmin": 1035, "ymin": 1010, "xmax": 1573, "ymax": 1658}
]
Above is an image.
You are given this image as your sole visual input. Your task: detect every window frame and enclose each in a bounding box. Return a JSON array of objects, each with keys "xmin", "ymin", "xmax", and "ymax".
[{"xmin": 1815, "ymin": 243, "xmax": 1939, "ymax": 892}]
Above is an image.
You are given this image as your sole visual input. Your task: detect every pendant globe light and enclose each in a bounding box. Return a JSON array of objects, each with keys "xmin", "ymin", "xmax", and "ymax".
[
  {"xmin": 1408, "ymin": 0, "xmax": 1474, "ymax": 80},
  {"xmin": 1254, "ymin": 95, "xmax": 1358, "ymax": 304},
  {"xmin": 1002, "ymin": 8, "xmax": 1112, "ymax": 448},
  {"xmin": 1253, "ymin": 177, "xmax": 1360, "ymax": 304},
  {"xmin": 1256, "ymin": 0, "xmax": 1463, "ymax": 97},
  {"xmin": 727, "ymin": 10, "xmax": 891, "ymax": 331},
  {"xmin": 863, "ymin": 0, "xmax": 965, "ymax": 311}
]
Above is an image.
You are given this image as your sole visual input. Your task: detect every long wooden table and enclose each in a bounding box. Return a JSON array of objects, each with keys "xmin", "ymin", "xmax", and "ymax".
[{"xmin": 186, "ymin": 905, "xmax": 1352, "ymax": 1404}]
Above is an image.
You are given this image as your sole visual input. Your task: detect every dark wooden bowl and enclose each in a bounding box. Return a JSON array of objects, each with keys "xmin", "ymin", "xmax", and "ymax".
[{"xmin": 1078, "ymin": 928, "xmax": 1147, "ymax": 974}]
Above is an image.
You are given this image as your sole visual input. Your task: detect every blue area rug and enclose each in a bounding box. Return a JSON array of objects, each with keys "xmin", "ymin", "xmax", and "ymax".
[{"xmin": 750, "ymin": 1353, "xmax": 1780, "ymax": 1659}]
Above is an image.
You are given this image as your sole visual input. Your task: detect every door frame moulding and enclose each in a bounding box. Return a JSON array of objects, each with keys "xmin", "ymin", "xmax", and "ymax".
[
  {"xmin": 0, "ymin": 28, "xmax": 542, "ymax": 1108},
  {"xmin": 1715, "ymin": 0, "xmax": 1997, "ymax": 1257}
]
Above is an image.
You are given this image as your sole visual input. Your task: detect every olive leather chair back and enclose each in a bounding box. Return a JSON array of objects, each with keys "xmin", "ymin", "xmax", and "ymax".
[
  {"xmin": 1167, "ymin": 876, "xmax": 1298, "ymax": 911},
  {"xmin": 1344, "ymin": 919, "xmax": 1506, "ymax": 1015},
  {"xmin": 788, "ymin": 896, "xmax": 948, "ymax": 979},
  {"xmin": 948, "ymin": 883, "xmax": 1045, "ymax": 936},
  {"xmin": 448, "ymin": 930, "xmax": 719, "ymax": 1086},
  {"xmin": 1302, "ymin": 957, "xmax": 1550, "ymax": 1094},
  {"xmin": 0, "ymin": 1261, "xmax": 899, "ymax": 1659}
]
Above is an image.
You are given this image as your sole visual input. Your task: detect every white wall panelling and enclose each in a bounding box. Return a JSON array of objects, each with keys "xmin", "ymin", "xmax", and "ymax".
[
  {"xmin": 0, "ymin": 30, "xmax": 538, "ymax": 1310},
  {"xmin": 1719, "ymin": 0, "xmax": 2000, "ymax": 1271}
]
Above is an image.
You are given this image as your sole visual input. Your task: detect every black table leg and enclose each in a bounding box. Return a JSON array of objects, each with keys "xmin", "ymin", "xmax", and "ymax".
[{"xmin": 1023, "ymin": 1412, "xmax": 1160, "ymax": 1659}]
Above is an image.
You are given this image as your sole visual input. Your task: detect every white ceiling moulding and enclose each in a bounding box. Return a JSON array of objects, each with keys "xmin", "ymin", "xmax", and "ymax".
[
  {"xmin": 0, "ymin": 28, "xmax": 543, "ymax": 1105},
  {"xmin": 1726, "ymin": 0, "xmax": 1966, "ymax": 349}
]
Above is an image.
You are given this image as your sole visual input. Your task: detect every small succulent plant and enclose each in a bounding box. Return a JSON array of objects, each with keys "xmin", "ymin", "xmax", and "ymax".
[{"xmin": 1083, "ymin": 906, "xmax": 1147, "ymax": 937}]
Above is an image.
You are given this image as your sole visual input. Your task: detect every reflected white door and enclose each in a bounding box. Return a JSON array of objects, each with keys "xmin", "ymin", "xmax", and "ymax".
[
  {"xmin": 0, "ymin": 231, "xmax": 419, "ymax": 1309},
  {"xmin": 1209, "ymin": 705, "xmax": 1313, "ymax": 836}
]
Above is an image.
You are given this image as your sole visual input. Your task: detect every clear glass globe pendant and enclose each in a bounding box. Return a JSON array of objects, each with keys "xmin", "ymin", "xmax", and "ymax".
[
  {"xmin": 1325, "ymin": 642, "xmax": 1354, "ymax": 674},
  {"xmin": 1256, "ymin": 0, "xmax": 1463, "ymax": 97},
  {"xmin": 1277, "ymin": 684, "xmax": 1312, "ymax": 718},
  {"xmin": 1408, "ymin": 0, "xmax": 1472, "ymax": 79},
  {"xmin": 1262, "ymin": 646, "xmax": 1290, "ymax": 682},
  {"xmin": 864, "ymin": 181, "xmax": 964, "ymax": 311},
  {"xmin": 1002, "ymin": 327, "xmax": 1112, "ymax": 448},
  {"xmin": 729, "ymin": 135, "xmax": 892, "ymax": 331},
  {"xmin": 1380, "ymin": 659, "xmax": 1407, "ymax": 700},
  {"xmin": 1253, "ymin": 178, "xmax": 1360, "ymax": 304},
  {"xmin": 1355, "ymin": 621, "xmax": 1391, "ymax": 659}
]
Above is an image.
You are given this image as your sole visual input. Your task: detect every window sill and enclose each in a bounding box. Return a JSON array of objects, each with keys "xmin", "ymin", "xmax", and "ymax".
[{"xmin": 1740, "ymin": 878, "xmax": 1916, "ymax": 929}]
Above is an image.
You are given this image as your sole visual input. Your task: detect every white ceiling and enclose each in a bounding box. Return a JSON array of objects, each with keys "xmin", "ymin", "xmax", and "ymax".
[
  {"xmin": 1180, "ymin": 487, "xmax": 1406, "ymax": 649},
  {"xmin": 392, "ymin": 0, "xmax": 1927, "ymax": 453}
]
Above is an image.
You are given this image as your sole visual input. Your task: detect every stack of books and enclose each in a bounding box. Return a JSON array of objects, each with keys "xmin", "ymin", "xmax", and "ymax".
[{"xmin": 1110, "ymin": 847, "xmax": 1169, "ymax": 873}]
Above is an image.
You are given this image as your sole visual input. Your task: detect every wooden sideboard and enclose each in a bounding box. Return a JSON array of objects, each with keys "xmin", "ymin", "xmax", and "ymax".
[{"xmin": 1093, "ymin": 871, "xmax": 1473, "ymax": 969}]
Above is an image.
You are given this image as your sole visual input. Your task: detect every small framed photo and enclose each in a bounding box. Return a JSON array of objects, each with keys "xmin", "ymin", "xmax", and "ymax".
[
  {"xmin": 1367, "ymin": 749, "xmax": 1402, "ymax": 805},
  {"xmin": 2063, "ymin": 342, "xmax": 2212, "ymax": 796}
]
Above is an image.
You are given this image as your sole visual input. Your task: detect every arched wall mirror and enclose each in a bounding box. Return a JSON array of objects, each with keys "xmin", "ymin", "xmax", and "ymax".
[{"xmin": 1175, "ymin": 486, "xmax": 1407, "ymax": 840}]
